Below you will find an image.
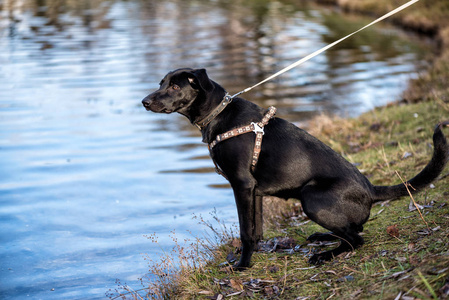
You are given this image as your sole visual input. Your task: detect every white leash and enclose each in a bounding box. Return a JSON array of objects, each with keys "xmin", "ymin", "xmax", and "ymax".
[{"xmin": 231, "ymin": 0, "xmax": 420, "ymax": 99}]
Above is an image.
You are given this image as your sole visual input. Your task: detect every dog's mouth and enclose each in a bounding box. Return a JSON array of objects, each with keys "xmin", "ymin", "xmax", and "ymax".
[
  {"xmin": 142, "ymin": 101, "xmax": 172, "ymax": 114},
  {"xmin": 159, "ymin": 108, "xmax": 173, "ymax": 114}
]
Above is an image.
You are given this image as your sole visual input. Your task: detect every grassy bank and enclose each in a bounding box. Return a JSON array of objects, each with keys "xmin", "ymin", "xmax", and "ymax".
[{"xmin": 110, "ymin": 1, "xmax": 449, "ymax": 299}]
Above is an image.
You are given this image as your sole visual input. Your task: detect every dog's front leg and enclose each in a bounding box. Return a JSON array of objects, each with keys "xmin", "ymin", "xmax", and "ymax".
[
  {"xmin": 254, "ymin": 195, "xmax": 263, "ymax": 242},
  {"xmin": 231, "ymin": 179, "xmax": 260, "ymax": 270}
]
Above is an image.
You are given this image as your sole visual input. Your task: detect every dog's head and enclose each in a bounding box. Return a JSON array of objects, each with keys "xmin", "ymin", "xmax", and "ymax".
[{"xmin": 142, "ymin": 68, "xmax": 215, "ymax": 114}]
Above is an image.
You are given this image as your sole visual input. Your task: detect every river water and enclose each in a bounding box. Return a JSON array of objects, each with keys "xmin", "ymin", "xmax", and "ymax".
[{"xmin": 0, "ymin": 0, "xmax": 430, "ymax": 299}]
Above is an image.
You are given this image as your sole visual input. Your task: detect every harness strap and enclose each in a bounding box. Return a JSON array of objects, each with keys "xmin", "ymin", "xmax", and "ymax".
[{"xmin": 209, "ymin": 106, "xmax": 276, "ymax": 175}]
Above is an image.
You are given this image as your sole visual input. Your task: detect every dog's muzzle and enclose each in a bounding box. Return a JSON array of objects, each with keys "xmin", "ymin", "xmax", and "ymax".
[{"xmin": 142, "ymin": 98, "xmax": 172, "ymax": 113}]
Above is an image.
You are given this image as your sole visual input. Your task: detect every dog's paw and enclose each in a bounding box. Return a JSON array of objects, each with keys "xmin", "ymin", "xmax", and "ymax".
[
  {"xmin": 232, "ymin": 259, "xmax": 250, "ymax": 271},
  {"xmin": 307, "ymin": 232, "xmax": 337, "ymax": 242},
  {"xmin": 308, "ymin": 254, "xmax": 324, "ymax": 265},
  {"xmin": 232, "ymin": 262, "xmax": 249, "ymax": 271},
  {"xmin": 307, "ymin": 232, "xmax": 325, "ymax": 242},
  {"xmin": 308, "ymin": 252, "xmax": 333, "ymax": 265}
]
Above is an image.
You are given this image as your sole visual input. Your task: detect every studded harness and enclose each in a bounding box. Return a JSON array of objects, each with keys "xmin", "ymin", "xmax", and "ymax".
[{"xmin": 195, "ymin": 93, "xmax": 276, "ymax": 177}]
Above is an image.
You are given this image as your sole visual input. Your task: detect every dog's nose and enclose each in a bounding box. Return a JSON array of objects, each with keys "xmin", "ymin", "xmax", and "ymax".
[{"xmin": 142, "ymin": 98, "xmax": 152, "ymax": 111}]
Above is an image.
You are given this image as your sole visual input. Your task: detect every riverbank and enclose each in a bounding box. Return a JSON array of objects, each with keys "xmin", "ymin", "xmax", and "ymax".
[
  {"xmin": 110, "ymin": 1, "xmax": 449, "ymax": 299},
  {"xmin": 318, "ymin": 0, "xmax": 449, "ymax": 105}
]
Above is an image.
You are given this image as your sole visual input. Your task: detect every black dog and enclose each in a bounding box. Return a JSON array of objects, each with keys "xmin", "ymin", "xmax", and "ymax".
[{"xmin": 142, "ymin": 68, "xmax": 448, "ymax": 268}]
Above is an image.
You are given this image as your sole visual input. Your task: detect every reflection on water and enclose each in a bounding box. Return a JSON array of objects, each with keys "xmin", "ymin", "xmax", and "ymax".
[{"xmin": 0, "ymin": 0, "xmax": 430, "ymax": 298}]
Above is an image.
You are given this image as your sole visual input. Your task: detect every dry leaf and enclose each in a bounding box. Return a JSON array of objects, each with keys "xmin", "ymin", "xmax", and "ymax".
[
  {"xmin": 384, "ymin": 268, "xmax": 413, "ymax": 280},
  {"xmin": 209, "ymin": 294, "xmax": 224, "ymax": 300},
  {"xmin": 219, "ymin": 266, "xmax": 233, "ymax": 273},
  {"xmin": 387, "ymin": 225, "xmax": 399, "ymax": 237},
  {"xmin": 226, "ymin": 252, "xmax": 237, "ymax": 263},
  {"xmin": 350, "ymin": 289, "xmax": 363, "ymax": 298},
  {"xmin": 337, "ymin": 275, "xmax": 354, "ymax": 282},
  {"xmin": 226, "ymin": 291, "xmax": 243, "ymax": 297},
  {"xmin": 409, "ymin": 255, "xmax": 419, "ymax": 266},
  {"xmin": 417, "ymin": 228, "xmax": 432, "ymax": 235},
  {"xmin": 264, "ymin": 285, "xmax": 280, "ymax": 295},
  {"xmin": 277, "ymin": 237, "xmax": 296, "ymax": 249},
  {"xmin": 230, "ymin": 279, "xmax": 243, "ymax": 291},
  {"xmin": 432, "ymin": 226, "xmax": 441, "ymax": 232},
  {"xmin": 402, "ymin": 151, "xmax": 413, "ymax": 159},
  {"xmin": 264, "ymin": 286, "xmax": 274, "ymax": 295},
  {"xmin": 269, "ymin": 265, "xmax": 279, "ymax": 273},
  {"xmin": 440, "ymin": 281, "xmax": 449, "ymax": 298},
  {"xmin": 198, "ymin": 290, "xmax": 213, "ymax": 295},
  {"xmin": 231, "ymin": 238, "xmax": 241, "ymax": 248},
  {"xmin": 409, "ymin": 200, "xmax": 424, "ymax": 212}
]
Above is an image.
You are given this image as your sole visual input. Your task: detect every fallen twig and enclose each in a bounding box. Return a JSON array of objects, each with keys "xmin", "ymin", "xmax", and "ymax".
[{"xmin": 395, "ymin": 171, "xmax": 430, "ymax": 230}]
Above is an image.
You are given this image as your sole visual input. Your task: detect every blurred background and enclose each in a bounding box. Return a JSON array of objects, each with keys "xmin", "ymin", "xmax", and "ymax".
[{"xmin": 0, "ymin": 0, "xmax": 431, "ymax": 299}]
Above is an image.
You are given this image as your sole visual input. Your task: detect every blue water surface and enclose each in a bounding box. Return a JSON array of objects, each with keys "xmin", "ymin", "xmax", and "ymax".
[{"xmin": 0, "ymin": 0, "xmax": 429, "ymax": 298}]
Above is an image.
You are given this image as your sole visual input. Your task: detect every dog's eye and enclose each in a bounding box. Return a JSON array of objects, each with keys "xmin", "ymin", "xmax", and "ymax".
[{"xmin": 172, "ymin": 84, "xmax": 180, "ymax": 90}]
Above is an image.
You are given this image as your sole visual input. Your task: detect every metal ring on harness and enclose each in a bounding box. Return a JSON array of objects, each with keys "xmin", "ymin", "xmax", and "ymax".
[{"xmin": 208, "ymin": 106, "xmax": 276, "ymax": 176}]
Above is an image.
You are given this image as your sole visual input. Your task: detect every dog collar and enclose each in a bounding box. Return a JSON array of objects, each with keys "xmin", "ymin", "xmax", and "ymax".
[{"xmin": 195, "ymin": 93, "xmax": 232, "ymax": 130}]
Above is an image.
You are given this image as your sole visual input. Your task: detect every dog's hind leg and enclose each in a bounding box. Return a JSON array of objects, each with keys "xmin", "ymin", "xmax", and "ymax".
[
  {"xmin": 299, "ymin": 180, "xmax": 370, "ymax": 264},
  {"xmin": 308, "ymin": 224, "xmax": 364, "ymax": 242},
  {"xmin": 307, "ymin": 232, "xmax": 340, "ymax": 242},
  {"xmin": 308, "ymin": 227, "xmax": 364, "ymax": 264}
]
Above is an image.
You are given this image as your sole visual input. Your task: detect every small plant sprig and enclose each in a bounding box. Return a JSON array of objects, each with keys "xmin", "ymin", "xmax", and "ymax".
[{"xmin": 107, "ymin": 209, "xmax": 238, "ymax": 299}]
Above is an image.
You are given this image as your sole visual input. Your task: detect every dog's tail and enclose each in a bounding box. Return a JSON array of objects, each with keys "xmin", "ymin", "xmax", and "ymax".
[{"xmin": 372, "ymin": 121, "xmax": 449, "ymax": 203}]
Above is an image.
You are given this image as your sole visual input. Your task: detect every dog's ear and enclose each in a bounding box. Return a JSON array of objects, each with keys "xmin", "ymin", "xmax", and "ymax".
[{"xmin": 186, "ymin": 69, "xmax": 214, "ymax": 93}]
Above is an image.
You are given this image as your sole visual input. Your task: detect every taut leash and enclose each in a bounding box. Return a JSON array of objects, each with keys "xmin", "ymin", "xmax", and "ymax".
[
  {"xmin": 204, "ymin": 0, "xmax": 419, "ymax": 177},
  {"xmin": 230, "ymin": 0, "xmax": 420, "ymax": 99}
]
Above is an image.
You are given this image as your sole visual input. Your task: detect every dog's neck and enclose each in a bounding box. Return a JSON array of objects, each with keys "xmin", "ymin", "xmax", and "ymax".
[{"xmin": 194, "ymin": 93, "xmax": 232, "ymax": 130}]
